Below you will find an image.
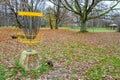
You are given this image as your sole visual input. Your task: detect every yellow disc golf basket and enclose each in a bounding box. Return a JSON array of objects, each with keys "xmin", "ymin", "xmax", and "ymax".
[
  {"xmin": 18, "ymin": 11, "xmax": 43, "ymax": 51},
  {"xmin": 18, "ymin": 12, "xmax": 43, "ymax": 17},
  {"xmin": 17, "ymin": 32, "xmax": 43, "ymax": 46}
]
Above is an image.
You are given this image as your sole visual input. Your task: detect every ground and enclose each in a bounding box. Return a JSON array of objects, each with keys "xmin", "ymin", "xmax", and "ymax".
[{"xmin": 0, "ymin": 28, "xmax": 120, "ymax": 80}]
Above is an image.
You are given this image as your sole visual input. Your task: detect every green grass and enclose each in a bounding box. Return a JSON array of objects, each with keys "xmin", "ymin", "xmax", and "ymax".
[
  {"xmin": 38, "ymin": 39, "xmax": 120, "ymax": 79},
  {"xmin": 1, "ymin": 38, "xmax": 120, "ymax": 79},
  {"xmin": 1, "ymin": 26, "xmax": 116, "ymax": 32},
  {"xmin": 59, "ymin": 27, "xmax": 116, "ymax": 32},
  {"xmin": 0, "ymin": 57, "xmax": 53, "ymax": 79},
  {"xmin": 0, "ymin": 65, "xmax": 8, "ymax": 80},
  {"xmin": 0, "ymin": 27, "xmax": 119, "ymax": 79},
  {"xmin": 85, "ymin": 56, "xmax": 120, "ymax": 79},
  {"xmin": 88, "ymin": 27, "xmax": 116, "ymax": 32}
]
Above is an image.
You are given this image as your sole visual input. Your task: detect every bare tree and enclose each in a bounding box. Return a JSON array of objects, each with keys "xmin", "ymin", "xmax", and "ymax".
[
  {"xmin": 0, "ymin": 0, "xmax": 9, "ymax": 26},
  {"xmin": 5, "ymin": 0, "xmax": 43, "ymax": 28},
  {"xmin": 53, "ymin": 0, "xmax": 120, "ymax": 32},
  {"xmin": 54, "ymin": 0, "xmax": 61, "ymax": 29},
  {"xmin": 6, "ymin": 0, "xmax": 22, "ymax": 28},
  {"xmin": 5, "ymin": 0, "xmax": 44, "ymax": 40},
  {"xmin": 46, "ymin": 0, "xmax": 62, "ymax": 29},
  {"xmin": 45, "ymin": 9, "xmax": 54, "ymax": 29}
]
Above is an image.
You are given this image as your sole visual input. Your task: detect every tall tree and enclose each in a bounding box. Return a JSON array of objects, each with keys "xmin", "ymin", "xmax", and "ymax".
[
  {"xmin": 6, "ymin": 0, "xmax": 43, "ymax": 28},
  {"xmin": 54, "ymin": 0, "xmax": 61, "ymax": 29},
  {"xmin": 55, "ymin": 0, "xmax": 120, "ymax": 32},
  {"xmin": 48, "ymin": 0, "xmax": 62, "ymax": 29},
  {"xmin": 7, "ymin": 0, "xmax": 22, "ymax": 28},
  {"xmin": 45, "ymin": 9, "xmax": 55, "ymax": 29},
  {"xmin": 5, "ymin": 0, "xmax": 44, "ymax": 39}
]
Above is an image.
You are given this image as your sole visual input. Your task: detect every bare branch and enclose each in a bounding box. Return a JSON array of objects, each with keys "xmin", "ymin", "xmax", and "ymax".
[{"xmin": 88, "ymin": 1, "xmax": 120, "ymax": 20}]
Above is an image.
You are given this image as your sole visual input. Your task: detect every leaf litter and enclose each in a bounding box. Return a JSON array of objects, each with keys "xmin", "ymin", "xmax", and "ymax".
[{"xmin": 0, "ymin": 28, "xmax": 120, "ymax": 79}]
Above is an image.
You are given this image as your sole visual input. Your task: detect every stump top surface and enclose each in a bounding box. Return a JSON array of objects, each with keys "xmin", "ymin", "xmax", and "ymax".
[{"xmin": 22, "ymin": 50, "xmax": 37, "ymax": 55}]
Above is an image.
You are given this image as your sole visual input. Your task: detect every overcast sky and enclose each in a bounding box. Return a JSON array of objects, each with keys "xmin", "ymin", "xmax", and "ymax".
[
  {"xmin": 45, "ymin": 1, "xmax": 120, "ymax": 8},
  {"xmin": 105, "ymin": 1, "xmax": 120, "ymax": 8},
  {"xmin": 37, "ymin": 1, "xmax": 120, "ymax": 12},
  {"xmin": 37, "ymin": 1, "xmax": 54, "ymax": 11}
]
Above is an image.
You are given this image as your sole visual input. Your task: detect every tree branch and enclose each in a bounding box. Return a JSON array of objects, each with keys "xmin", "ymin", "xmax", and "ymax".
[
  {"xmin": 87, "ymin": 0, "xmax": 100, "ymax": 15},
  {"xmin": 88, "ymin": 1, "xmax": 120, "ymax": 20},
  {"xmin": 74, "ymin": 0, "xmax": 82, "ymax": 17},
  {"xmin": 84, "ymin": 0, "xmax": 88, "ymax": 20},
  {"xmin": 7, "ymin": 1, "xmax": 23, "ymax": 28}
]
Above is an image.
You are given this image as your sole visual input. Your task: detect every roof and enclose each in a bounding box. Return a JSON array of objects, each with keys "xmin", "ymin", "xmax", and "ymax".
[{"xmin": 109, "ymin": 24, "xmax": 118, "ymax": 27}]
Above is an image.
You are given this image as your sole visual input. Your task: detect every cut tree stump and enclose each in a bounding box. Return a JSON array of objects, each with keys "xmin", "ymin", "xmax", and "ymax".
[{"xmin": 19, "ymin": 50, "xmax": 41, "ymax": 71}]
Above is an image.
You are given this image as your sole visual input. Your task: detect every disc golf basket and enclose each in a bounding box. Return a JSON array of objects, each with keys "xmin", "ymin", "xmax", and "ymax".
[{"xmin": 18, "ymin": 12, "xmax": 43, "ymax": 70}]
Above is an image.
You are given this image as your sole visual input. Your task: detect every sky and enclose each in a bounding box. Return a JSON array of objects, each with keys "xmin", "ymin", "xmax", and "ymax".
[
  {"xmin": 37, "ymin": 1, "xmax": 54, "ymax": 11},
  {"xmin": 37, "ymin": 1, "xmax": 120, "ymax": 12},
  {"xmin": 105, "ymin": 1, "xmax": 120, "ymax": 8},
  {"xmin": 45, "ymin": 1, "xmax": 120, "ymax": 9}
]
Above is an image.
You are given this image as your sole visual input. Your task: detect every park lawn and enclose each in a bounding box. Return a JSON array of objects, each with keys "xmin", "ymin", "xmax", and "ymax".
[
  {"xmin": 59, "ymin": 27, "xmax": 116, "ymax": 32},
  {"xmin": 0, "ymin": 27, "xmax": 120, "ymax": 79}
]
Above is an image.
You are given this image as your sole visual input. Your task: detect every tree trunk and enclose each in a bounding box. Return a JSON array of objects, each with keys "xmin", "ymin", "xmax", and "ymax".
[
  {"xmin": 55, "ymin": 22, "xmax": 58, "ymax": 29},
  {"xmin": 117, "ymin": 26, "xmax": 120, "ymax": 32},
  {"xmin": 80, "ymin": 21, "xmax": 88, "ymax": 32},
  {"xmin": 49, "ymin": 19, "xmax": 53, "ymax": 29},
  {"xmin": 55, "ymin": 25, "xmax": 58, "ymax": 29}
]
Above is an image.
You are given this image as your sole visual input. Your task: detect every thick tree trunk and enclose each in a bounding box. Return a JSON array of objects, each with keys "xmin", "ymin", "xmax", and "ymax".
[
  {"xmin": 80, "ymin": 21, "xmax": 88, "ymax": 32},
  {"xmin": 50, "ymin": 19, "xmax": 53, "ymax": 29},
  {"xmin": 117, "ymin": 26, "xmax": 120, "ymax": 32},
  {"xmin": 55, "ymin": 26, "xmax": 58, "ymax": 29},
  {"xmin": 55, "ymin": 22, "xmax": 58, "ymax": 29}
]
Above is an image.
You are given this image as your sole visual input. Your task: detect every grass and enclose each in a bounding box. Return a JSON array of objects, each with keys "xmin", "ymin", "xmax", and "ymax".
[
  {"xmin": 0, "ymin": 65, "xmax": 8, "ymax": 80},
  {"xmin": 86, "ymin": 56, "xmax": 120, "ymax": 79},
  {"xmin": 59, "ymin": 26, "xmax": 116, "ymax": 32},
  {"xmin": 0, "ymin": 27, "xmax": 120, "ymax": 79},
  {"xmin": 0, "ymin": 57, "xmax": 53, "ymax": 79},
  {"xmin": 1, "ymin": 26, "xmax": 116, "ymax": 32},
  {"xmin": 36, "ymin": 39, "xmax": 120, "ymax": 79},
  {"xmin": 88, "ymin": 27, "xmax": 116, "ymax": 32}
]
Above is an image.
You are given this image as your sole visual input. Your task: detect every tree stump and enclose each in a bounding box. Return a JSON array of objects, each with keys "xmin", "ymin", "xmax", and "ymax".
[{"xmin": 19, "ymin": 50, "xmax": 40, "ymax": 71}]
